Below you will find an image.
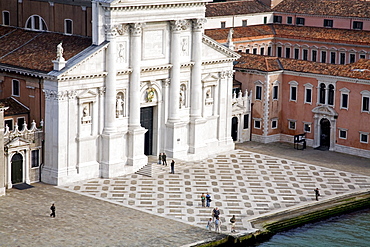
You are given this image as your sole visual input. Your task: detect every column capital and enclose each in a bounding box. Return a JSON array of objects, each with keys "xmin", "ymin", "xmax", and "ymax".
[
  {"xmin": 162, "ymin": 78, "xmax": 171, "ymax": 87},
  {"xmin": 170, "ymin": 20, "xmax": 188, "ymax": 32},
  {"xmin": 192, "ymin": 18, "xmax": 206, "ymax": 30},
  {"xmin": 130, "ymin": 23, "xmax": 146, "ymax": 36},
  {"xmin": 104, "ymin": 24, "xmax": 118, "ymax": 39}
]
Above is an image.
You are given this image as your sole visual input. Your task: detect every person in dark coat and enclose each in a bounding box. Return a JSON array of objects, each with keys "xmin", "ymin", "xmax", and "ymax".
[
  {"xmin": 162, "ymin": 152, "xmax": 167, "ymax": 166},
  {"xmin": 170, "ymin": 160, "xmax": 175, "ymax": 174},
  {"xmin": 50, "ymin": 203, "xmax": 56, "ymax": 217},
  {"xmin": 314, "ymin": 188, "xmax": 320, "ymax": 201},
  {"xmin": 158, "ymin": 153, "xmax": 162, "ymax": 164}
]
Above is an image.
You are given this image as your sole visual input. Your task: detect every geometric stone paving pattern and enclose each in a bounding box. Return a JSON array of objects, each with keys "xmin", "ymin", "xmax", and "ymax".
[{"xmin": 60, "ymin": 149, "xmax": 370, "ymax": 233}]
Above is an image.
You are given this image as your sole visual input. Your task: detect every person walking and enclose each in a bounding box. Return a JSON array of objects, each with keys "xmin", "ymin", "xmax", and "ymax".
[
  {"xmin": 212, "ymin": 207, "xmax": 220, "ymax": 221},
  {"xmin": 162, "ymin": 152, "xmax": 167, "ymax": 166},
  {"xmin": 230, "ymin": 215, "xmax": 236, "ymax": 232},
  {"xmin": 50, "ymin": 203, "xmax": 56, "ymax": 217},
  {"xmin": 201, "ymin": 193, "xmax": 206, "ymax": 207},
  {"xmin": 206, "ymin": 193, "xmax": 211, "ymax": 207},
  {"xmin": 214, "ymin": 216, "xmax": 221, "ymax": 233},
  {"xmin": 206, "ymin": 218, "xmax": 213, "ymax": 231},
  {"xmin": 158, "ymin": 153, "xmax": 162, "ymax": 164},
  {"xmin": 314, "ymin": 188, "xmax": 320, "ymax": 201},
  {"xmin": 170, "ymin": 160, "xmax": 175, "ymax": 174}
]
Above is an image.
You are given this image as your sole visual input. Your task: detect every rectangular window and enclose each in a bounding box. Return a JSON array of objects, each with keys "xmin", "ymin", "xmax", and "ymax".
[
  {"xmin": 304, "ymin": 123, "xmax": 311, "ymax": 133},
  {"xmin": 243, "ymin": 114, "xmax": 249, "ymax": 129},
  {"xmin": 321, "ymin": 51, "xmax": 327, "ymax": 63},
  {"xmin": 312, "ymin": 50, "xmax": 317, "ymax": 62},
  {"xmin": 264, "ymin": 16, "xmax": 267, "ymax": 24},
  {"xmin": 221, "ymin": 21, "xmax": 226, "ymax": 28},
  {"xmin": 290, "ymin": 86, "xmax": 297, "ymax": 101},
  {"xmin": 256, "ymin": 85, "xmax": 262, "ymax": 100},
  {"xmin": 17, "ymin": 117, "xmax": 25, "ymax": 131},
  {"xmin": 340, "ymin": 53, "xmax": 346, "ymax": 64},
  {"xmin": 350, "ymin": 54, "xmax": 356, "ymax": 63},
  {"xmin": 324, "ymin": 19, "xmax": 333, "ymax": 28},
  {"xmin": 305, "ymin": 88, "xmax": 312, "ymax": 104},
  {"xmin": 296, "ymin": 17, "xmax": 305, "ymax": 25},
  {"xmin": 242, "ymin": 20, "xmax": 247, "ymax": 27},
  {"xmin": 12, "ymin": 79, "xmax": 20, "ymax": 96},
  {"xmin": 341, "ymin": 93, "xmax": 348, "ymax": 109},
  {"xmin": 303, "ymin": 49, "xmax": 308, "ymax": 60},
  {"xmin": 285, "ymin": 47, "xmax": 291, "ymax": 58},
  {"xmin": 253, "ymin": 48, "xmax": 257, "ymax": 54},
  {"xmin": 254, "ymin": 120, "xmax": 261, "ymax": 129},
  {"xmin": 360, "ymin": 133, "xmax": 368, "ymax": 143},
  {"xmin": 353, "ymin": 21, "xmax": 363, "ymax": 30},
  {"xmin": 64, "ymin": 19, "xmax": 73, "ymax": 34},
  {"xmin": 277, "ymin": 47, "xmax": 282, "ymax": 57},
  {"xmin": 362, "ymin": 96, "xmax": 370, "ymax": 112},
  {"xmin": 260, "ymin": 47, "xmax": 264, "ymax": 55},
  {"xmin": 330, "ymin": 52, "xmax": 336, "ymax": 64},
  {"xmin": 31, "ymin": 150, "xmax": 40, "ymax": 168},
  {"xmin": 267, "ymin": 47, "xmax": 272, "ymax": 56},
  {"xmin": 360, "ymin": 54, "xmax": 366, "ymax": 59},
  {"xmin": 273, "ymin": 85, "xmax": 278, "ymax": 100},
  {"xmin": 5, "ymin": 119, "xmax": 13, "ymax": 131},
  {"xmin": 289, "ymin": 120, "xmax": 296, "ymax": 130},
  {"xmin": 294, "ymin": 48, "xmax": 299, "ymax": 59},
  {"xmin": 287, "ymin": 16, "xmax": 293, "ymax": 24},
  {"xmin": 271, "ymin": 119, "xmax": 278, "ymax": 129},
  {"xmin": 246, "ymin": 49, "xmax": 250, "ymax": 54},
  {"xmin": 274, "ymin": 15, "xmax": 282, "ymax": 23},
  {"xmin": 2, "ymin": 11, "xmax": 10, "ymax": 25},
  {"xmin": 339, "ymin": 129, "xmax": 347, "ymax": 139}
]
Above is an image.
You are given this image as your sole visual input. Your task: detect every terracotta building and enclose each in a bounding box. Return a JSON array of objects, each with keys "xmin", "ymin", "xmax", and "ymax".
[{"xmin": 234, "ymin": 53, "xmax": 370, "ymax": 158}]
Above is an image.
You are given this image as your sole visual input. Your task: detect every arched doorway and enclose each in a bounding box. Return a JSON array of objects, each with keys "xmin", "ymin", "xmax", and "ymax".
[
  {"xmin": 320, "ymin": 118, "xmax": 330, "ymax": 150},
  {"xmin": 11, "ymin": 153, "xmax": 23, "ymax": 184},
  {"xmin": 231, "ymin": 117, "xmax": 238, "ymax": 141}
]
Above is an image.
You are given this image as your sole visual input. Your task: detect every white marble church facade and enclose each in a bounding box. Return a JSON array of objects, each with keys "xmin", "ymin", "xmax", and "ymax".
[{"xmin": 42, "ymin": 0, "xmax": 239, "ymax": 185}]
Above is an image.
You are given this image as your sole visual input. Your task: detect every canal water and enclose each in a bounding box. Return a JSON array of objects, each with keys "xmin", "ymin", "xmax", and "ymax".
[{"xmin": 256, "ymin": 208, "xmax": 370, "ymax": 247}]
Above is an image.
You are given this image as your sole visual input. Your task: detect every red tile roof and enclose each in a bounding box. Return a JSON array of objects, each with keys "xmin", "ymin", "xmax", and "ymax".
[
  {"xmin": 205, "ymin": 24, "xmax": 370, "ymax": 45},
  {"xmin": 0, "ymin": 97, "xmax": 29, "ymax": 116},
  {"xmin": 273, "ymin": 0, "xmax": 370, "ymax": 18},
  {"xmin": 0, "ymin": 26, "xmax": 92, "ymax": 73},
  {"xmin": 235, "ymin": 53, "xmax": 370, "ymax": 80},
  {"xmin": 206, "ymin": 0, "xmax": 271, "ymax": 17}
]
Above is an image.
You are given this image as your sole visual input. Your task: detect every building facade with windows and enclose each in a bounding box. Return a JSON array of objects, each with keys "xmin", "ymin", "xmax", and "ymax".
[
  {"xmin": 206, "ymin": 24, "xmax": 370, "ymax": 65},
  {"xmin": 234, "ymin": 53, "xmax": 370, "ymax": 158},
  {"xmin": 273, "ymin": 0, "xmax": 370, "ymax": 31}
]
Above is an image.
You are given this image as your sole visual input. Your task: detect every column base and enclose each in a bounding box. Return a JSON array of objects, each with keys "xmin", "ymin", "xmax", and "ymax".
[{"xmin": 127, "ymin": 127, "xmax": 148, "ymax": 172}]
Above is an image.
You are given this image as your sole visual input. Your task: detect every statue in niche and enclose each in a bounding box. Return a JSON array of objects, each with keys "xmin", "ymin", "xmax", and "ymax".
[
  {"xmin": 147, "ymin": 88, "xmax": 155, "ymax": 102},
  {"xmin": 206, "ymin": 89, "xmax": 211, "ymax": 98},
  {"xmin": 181, "ymin": 37, "xmax": 188, "ymax": 56},
  {"xmin": 179, "ymin": 85, "xmax": 186, "ymax": 108},
  {"xmin": 116, "ymin": 95, "xmax": 124, "ymax": 117},
  {"xmin": 83, "ymin": 105, "xmax": 89, "ymax": 117}
]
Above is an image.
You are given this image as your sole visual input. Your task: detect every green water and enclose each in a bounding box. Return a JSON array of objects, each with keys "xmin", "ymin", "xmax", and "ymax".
[{"xmin": 257, "ymin": 208, "xmax": 370, "ymax": 247}]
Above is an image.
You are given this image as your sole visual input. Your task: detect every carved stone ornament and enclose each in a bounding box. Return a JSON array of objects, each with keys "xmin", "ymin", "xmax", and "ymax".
[
  {"xmin": 104, "ymin": 24, "xmax": 118, "ymax": 38},
  {"xmin": 192, "ymin": 18, "xmax": 206, "ymax": 30},
  {"xmin": 146, "ymin": 88, "xmax": 155, "ymax": 102},
  {"xmin": 115, "ymin": 24, "xmax": 129, "ymax": 35},
  {"xmin": 130, "ymin": 23, "xmax": 146, "ymax": 36},
  {"xmin": 170, "ymin": 20, "xmax": 188, "ymax": 32}
]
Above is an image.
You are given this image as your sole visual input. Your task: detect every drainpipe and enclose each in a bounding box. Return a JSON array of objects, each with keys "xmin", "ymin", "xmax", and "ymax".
[{"xmin": 250, "ymin": 103, "xmax": 254, "ymax": 141}]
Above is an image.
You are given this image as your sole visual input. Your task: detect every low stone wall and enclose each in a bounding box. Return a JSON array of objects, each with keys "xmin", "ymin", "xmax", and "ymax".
[{"xmin": 195, "ymin": 190, "xmax": 370, "ymax": 247}]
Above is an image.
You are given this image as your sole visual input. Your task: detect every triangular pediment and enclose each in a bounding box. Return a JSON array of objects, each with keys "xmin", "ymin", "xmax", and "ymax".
[
  {"xmin": 312, "ymin": 105, "xmax": 338, "ymax": 116},
  {"xmin": 232, "ymin": 102, "xmax": 248, "ymax": 113},
  {"xmin": 77, "ymin": 89, "xmax": 98, "ymax": 100},
  {"xmin": 202, "ymin": 73, "xmax": 219, "ymax": 83},
  {"xmin": 202, "ymin": 35, "xmax": 240, "ymax": 61},
  {"xmin": 5, "ymin": 137, "xmax": 31, "ymax": 148}
]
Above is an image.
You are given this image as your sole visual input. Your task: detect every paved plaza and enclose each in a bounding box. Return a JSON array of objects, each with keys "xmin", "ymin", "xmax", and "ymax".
[
  {"xmin": 61, "ymin": 145, "xmax": 370, "ymax": 233},
  {"xmin": 1, "ymin": 142, "xmax": 370, "ymax": 247}
]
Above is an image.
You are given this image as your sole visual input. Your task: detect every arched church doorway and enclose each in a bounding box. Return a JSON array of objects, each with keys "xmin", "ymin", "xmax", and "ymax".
[
  {"xmin": 140, "ymin": 106, "xmax": 153, "ymax": 155},
  {"xmin": 320, "ymin": 118, "xmax": 330, "ymax": 150},
  {"xmin": 231, "ymin": 117, "xmax": 238, "ymax": 141},
  {"xmin": 11, "ymin": 153, "xmax": 23, "ymax": 184}
]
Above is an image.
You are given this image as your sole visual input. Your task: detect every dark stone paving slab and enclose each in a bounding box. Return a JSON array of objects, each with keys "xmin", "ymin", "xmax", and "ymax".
[{"xmin": 0, "ymin": 183, "xmax": 222, "ymax": 247}]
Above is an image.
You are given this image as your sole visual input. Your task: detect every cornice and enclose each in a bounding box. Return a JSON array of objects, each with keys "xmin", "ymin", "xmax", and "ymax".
[
  {"xmin": 0, "ymin": 64, "xmax": 52, "ymax": 80},
  {"xmin": 202, "ymin": 58, "xmax": 238, "ymax": 65},
  {"xmin": 57, "ymin": 72, "xmax": 108, "ymax": 81},
  {"xmin": 141, "ymin": 64, "xmax": 172, "ymax": 72},
  {"xmin": 104, "ymin": 2, "xmax": 205, "ymax": 12}
]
